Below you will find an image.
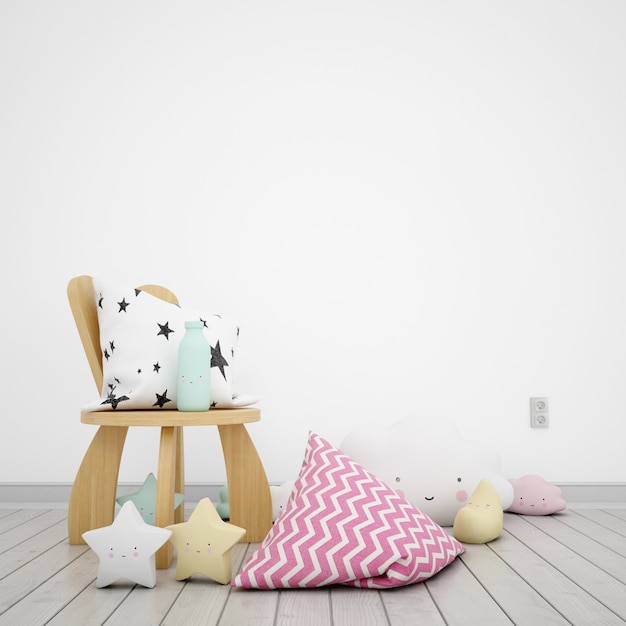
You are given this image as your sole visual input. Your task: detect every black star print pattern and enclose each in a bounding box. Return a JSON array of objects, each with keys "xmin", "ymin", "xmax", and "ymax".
[
  {"xmin": 157, "ymin": 322, "xmax": 174, "ymax": 340},
  {"xmin": 91, "ymin": 278, "xmax": 253, "ymax": 411},
  {"xmin": 153, "ymin": 390, "xmax": 171, "ymax": 408},
  {"xmin": 101, "ymin": 386, "xmax": 130, "ymax": 409},
  {"xmin": 211, "ymin": 340, "xmax": 229, "ymax": 380}
]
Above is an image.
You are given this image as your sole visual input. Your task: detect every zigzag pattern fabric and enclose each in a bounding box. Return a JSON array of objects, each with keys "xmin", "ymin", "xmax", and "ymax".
[{"xmin": 233, "ymin": 432, "xmax": 465, "ymax": 589}]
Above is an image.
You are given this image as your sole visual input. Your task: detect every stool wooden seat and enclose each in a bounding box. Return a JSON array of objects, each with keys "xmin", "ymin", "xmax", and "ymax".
[{"xmin": 67, "ymin": 276, "xmax": 272, "ymax": 569}]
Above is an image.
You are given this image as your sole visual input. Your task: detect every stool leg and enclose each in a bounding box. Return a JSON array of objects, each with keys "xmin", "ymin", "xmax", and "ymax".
[
  {"xmin": 155, "ymin": 426, "xmax": 177, "ymax": 569},
  {"xmin": 174, "ymin": 426, "xmax": 185, "ymax": 524},
  {"xmin": 68, "ymin": 425, "xmax": 128, "ymax": 544},
  {"xmin": 218, "ymin": 423, "xmax": 272, "ymax": 543}
]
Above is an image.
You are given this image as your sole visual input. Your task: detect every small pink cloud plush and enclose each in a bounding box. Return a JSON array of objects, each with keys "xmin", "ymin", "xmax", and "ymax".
[{"xmin": 507, "ymin": 475, "xmax": 566, "ymax": 515}]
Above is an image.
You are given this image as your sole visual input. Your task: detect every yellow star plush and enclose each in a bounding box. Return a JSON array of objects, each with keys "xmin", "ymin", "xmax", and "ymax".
[{"xmin": 166, "ymin": 497, "xmax": 246, "ymax": 584}]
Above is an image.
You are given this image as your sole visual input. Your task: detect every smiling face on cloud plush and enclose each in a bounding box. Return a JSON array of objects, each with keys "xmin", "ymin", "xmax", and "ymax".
[
  {"xmin": 507, "ymin": 475, "xmax": 566, "ymax": 515},
  {"xmin": 340, "ymin": 417, "xmax": 513, "ymax": 526}
]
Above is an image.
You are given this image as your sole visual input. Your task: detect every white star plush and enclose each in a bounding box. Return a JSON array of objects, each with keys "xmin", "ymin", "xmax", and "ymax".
[
  {"xmin": 82, "ymin": 501, "xmax": 172, "ymax": 588},
  {"xmin": 167, "ymin": 497, "xmax": 246, "ymax": 584}
]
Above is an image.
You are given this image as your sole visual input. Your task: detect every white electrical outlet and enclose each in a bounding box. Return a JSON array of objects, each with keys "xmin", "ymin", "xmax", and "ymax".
[{"xmin": 530, "ymin": 396, "xmax": 549, "ymax": 428}]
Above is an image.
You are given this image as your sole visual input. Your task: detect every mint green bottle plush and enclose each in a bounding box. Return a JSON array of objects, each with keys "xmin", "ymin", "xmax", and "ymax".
[{"xmin": 177, "ymin": 321, "xmax": 211, "ymax": 411}]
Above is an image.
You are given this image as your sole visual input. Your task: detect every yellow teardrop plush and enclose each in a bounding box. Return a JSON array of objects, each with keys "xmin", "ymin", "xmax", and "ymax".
[{"xmin": 453, "ymin": 478, "xmax": 503, "ymax": 544}]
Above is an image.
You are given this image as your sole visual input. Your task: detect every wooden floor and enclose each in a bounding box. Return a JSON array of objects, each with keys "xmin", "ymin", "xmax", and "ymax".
[{"xmin": 1, "ymin": 507, "xmax": 626, "ymax": 625}]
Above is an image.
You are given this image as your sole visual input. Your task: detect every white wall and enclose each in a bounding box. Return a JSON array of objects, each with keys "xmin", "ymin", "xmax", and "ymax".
[{"xmin": 2, "ymin": 0, "xmax": 625, "ymax": 488}]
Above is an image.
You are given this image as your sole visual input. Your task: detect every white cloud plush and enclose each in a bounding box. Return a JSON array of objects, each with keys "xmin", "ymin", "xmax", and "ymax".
[{"xmin": 341, "ymin": 417, "xmax": 513, "ymax": 526}]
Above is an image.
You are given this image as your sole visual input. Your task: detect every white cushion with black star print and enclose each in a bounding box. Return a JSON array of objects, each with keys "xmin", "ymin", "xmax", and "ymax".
[{"xmin": 83, "ymin": 276, "xmax": 258, "ymax": 411}]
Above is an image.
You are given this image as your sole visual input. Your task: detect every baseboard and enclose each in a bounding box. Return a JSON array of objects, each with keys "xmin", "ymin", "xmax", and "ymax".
[
  {"xmin": 556, "ymin": 483, "xmax": 626, "ymax": 506},
  {"xmin": 1, "ymin": 482, "xmax": 625, "ymax": 509},
  {"xmin": 0, "ymin": 483, "xmax": 226, "ymax": 508}
]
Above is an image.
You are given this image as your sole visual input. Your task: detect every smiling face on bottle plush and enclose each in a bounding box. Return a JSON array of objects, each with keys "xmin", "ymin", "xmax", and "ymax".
[
  {"xmin": 341, "ymin": 417, "xmax": 514, "ymax": 526},
  {"xmin": 179, "ymin": 372, "xmax": 209, "ymax": 386},
  {"xmin": 507, "ymin": 475, "xmax": 566, "ymax": 515},
  {"xmin": 177, "ymin": 363, "xmax": 211, "ymax": 410}
]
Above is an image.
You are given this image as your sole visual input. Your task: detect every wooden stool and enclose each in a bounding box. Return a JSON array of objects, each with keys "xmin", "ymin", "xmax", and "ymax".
[
  {"xmin": 66, "ymin": 275, "xmax": 272, "ymax": 569},
  {"xmin": 68, "ymin": 408, "xmax": 272, "ymax": 569}
]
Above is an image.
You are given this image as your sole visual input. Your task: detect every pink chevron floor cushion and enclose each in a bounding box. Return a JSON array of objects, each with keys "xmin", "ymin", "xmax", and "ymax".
[{"xmin": 232, "ymin": 432, "xmax": 465, "ymax": 589}]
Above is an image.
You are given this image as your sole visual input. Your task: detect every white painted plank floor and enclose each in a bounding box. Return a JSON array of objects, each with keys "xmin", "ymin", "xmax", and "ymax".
[{"xmin": 1, "ymin": 507, "xmax": 625, "ymax": 625}]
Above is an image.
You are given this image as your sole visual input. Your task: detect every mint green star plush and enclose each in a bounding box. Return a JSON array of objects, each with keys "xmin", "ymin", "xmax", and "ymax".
[
  {"xmin": 116, "ymin": 473, "xmax": 184, "ymax": 526},
  {"xmin": 216, "ymin": 484, "xmax": 230, "ymax": 520}
]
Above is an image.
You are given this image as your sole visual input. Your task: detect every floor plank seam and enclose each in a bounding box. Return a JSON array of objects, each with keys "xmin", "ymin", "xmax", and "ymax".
[
  {"xmin": 376, "ymin": 590, "xmax": 391, "ymax": 626},
  {"xmin": 158, "ymin": 579, "xmax": 187, "ymax": 626},
  {"xmin": 423, "ymin": 580, "xmax": 447, "ymax": 625},
  {"xmin": 503, "ymin": 521, "xmax": 626, "ymax": 623},
  {"xmin": 522, "ymin": 514, "xmax": 626, "ymax": 584},
  {"xmin": 272, "ymin": 590, "xmax": 281, "ymax": 626},
  {"xmin": 574, "ymin": 510, "xmax": 626, "ymax": 538},
  {"xmin": 3, "ymin": 509, "xmax": 626, "ymax": 625},
  {"xmin": 214, "ymin": 542, "xmax": 252, "ymax": 626},
  {"xmin": 564, "ymin": 510, "xmax": 626, "ymax": 544},
  {"xmin": 486, "ymin": 533, "xmax": 574, "ymax": 625},
  {"xmin": 458, "ymin": 553, "xmax": 515, "ymax": 624},
  {"xmin": 325, "ymin": 587, "xmax": 333, "ymax": 625},
  {"xmin": 42, "ymin": 576, "xmax": 100, "ymax": 626},
  {"xmin": 1, "ymin": 535, "xmax": 80, "ymax": 582}
]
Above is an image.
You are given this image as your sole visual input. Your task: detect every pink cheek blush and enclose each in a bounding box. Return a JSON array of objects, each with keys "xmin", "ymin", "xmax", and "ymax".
[
  {"xmin": 134, "ymin": 551, "xmax": 139, "ymax": 557},
  {"xmin": 542, "ymin": 501, "xmax": 547, "ymax": 508},
  {"xmin": 108, "ymin": 553, "xmax": 115, "ymax": 559},
  {"xmin": 395, "ymin": 489, "xmax": 405, "ymax": 498},
  {"xmin": 456, "ymin": 490, "xmax": 468, "ymax": 502}
]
